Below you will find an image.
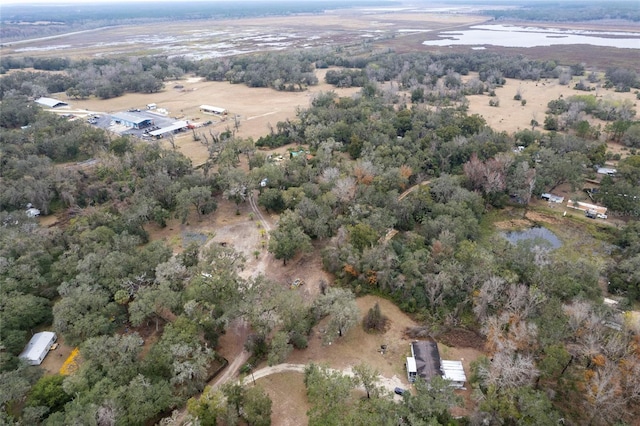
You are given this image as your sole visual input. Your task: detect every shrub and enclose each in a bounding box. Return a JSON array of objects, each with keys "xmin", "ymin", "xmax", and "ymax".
[
  {"xmin": 289, "ymin": 332, "xmax": 308, "ymax": 349},
  {"xmin": 362, "ymin": 302, "xmax": 388, "ymax": 333}
]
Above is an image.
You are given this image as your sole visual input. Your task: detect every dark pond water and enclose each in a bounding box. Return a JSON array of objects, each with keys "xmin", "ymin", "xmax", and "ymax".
[{"xmin": 501, "ymin": 226, "xmax": 562, "ymax": 250}]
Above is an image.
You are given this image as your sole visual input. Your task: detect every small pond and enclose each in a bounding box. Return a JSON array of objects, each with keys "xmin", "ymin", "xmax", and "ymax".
[{"xmin": 501, "ymin": 226, "xmax": 562, "ymax": 250}]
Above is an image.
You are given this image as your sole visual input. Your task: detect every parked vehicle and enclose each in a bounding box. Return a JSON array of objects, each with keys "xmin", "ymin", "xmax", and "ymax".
[{"xmin": 394, "ymin": 387, "xmax": 406, "ymax": 395}]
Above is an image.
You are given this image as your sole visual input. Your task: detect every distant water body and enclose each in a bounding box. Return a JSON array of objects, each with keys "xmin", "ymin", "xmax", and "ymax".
[
  {"xmin": 501, "ymin": 226, "xmax": 563, "ymax": 250},
  {"xmin": 423, "ymin": 25, "xmax": 640, "ymax": 49}
]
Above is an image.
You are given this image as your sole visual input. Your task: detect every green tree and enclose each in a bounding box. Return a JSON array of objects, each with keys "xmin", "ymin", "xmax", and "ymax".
[
  {"xmin": 543, "ymin": 115, "xmax": 558, "ymax": 131},
  {"xmin": 187, "ymin": 387, "xmax": 226, "ymax": 426},
  {"xmin": 304, "ymin": 363, "xmax": 355, "ymax": 426},
  {"xmin": 617, "ymin": 155, "xmax": 640, "ymax": 184},
  {"xmin": 175, "ymin": 186, "xmax": 217, "ymax": 223},
  {"xmin": 243, "ymin": 386, "xmax": 272, "ymax": 426},
  {"xmin": 313, "ymin": 288, "xmax": 359, "ymax": 343},
  {"xmin": 258, "ymin": 188, "xmax": 285, "ymax": 213},
  {"xmin": 25, "ymin": 374, "xmax": 71, "ymax": 413},
  {"xmin": 267, "ymin": 331, "xmax": 292, "ymax": 366},
  {"xmin": 222, "ymin": 382, "xmax": 244, "ymax": 418},
  {"xmin": 52, "ymin": 285, "xmax": 119, "ymax": 346},
  {"xmin": 348, "ymin": 223, "xmax": 378, "ymax": 252},
  {"xmin": 353, "ymin": 363, "xmax": 380, "ymax": 399},
  {"xmin": 268, "ymin": 211, "xmax": 312, "ymax": 265},
  {"xmin": 114, "ymin": 375, "xmax": 174, "ymax": 425},
  {"xmin": 362, "ymin": 302, "xmax": 387, "ymax": 333},
  {"xmin": 403, "ymin": 376, "xmax": 461, "ymax": 424}
]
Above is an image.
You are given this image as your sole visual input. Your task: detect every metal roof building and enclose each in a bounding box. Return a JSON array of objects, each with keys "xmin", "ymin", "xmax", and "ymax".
[
  {"xmin": 111, "ymin": 112, "xmax": 153, "ymax": 129},
  {"xmin": 200, "ymin": 105, "xmax": 227, "ymax": 115},
  {"xmin": 19, "ymin": 332, "xmax": 57, "ymax": 366},
  {"xmin": 441, "ymin": 360, "xmax": 467, "ymax": 389},
  {"xmin": 149, "ymin": 120, "xmax": 189, "ymax": 138},
  {"xmin": 35, "ymin": 97, "xmax": 68, "ymax": 108}
]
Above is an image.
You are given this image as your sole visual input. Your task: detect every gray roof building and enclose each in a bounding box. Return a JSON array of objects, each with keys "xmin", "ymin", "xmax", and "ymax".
[{"xmin": 35, "ymin": 97, "xmax": 68, "ymax": 108}]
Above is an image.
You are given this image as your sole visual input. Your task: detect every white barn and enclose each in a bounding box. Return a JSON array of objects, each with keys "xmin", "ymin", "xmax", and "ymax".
[
  {"xmin": 19, "ymin": 332, "xmax": 57, "ymax": 365},
  {"xmin": 200, "ymin": 105, "xmax": 227, "ymax": 115}
]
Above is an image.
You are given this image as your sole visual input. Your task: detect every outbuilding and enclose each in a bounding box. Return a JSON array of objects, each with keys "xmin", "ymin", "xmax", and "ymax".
[
  {"xmin": 441, "ymin": 360, "xmax": 467, "ymax": 389},
  {"xmin": 19, "ymin": 332, "xmax": 57, "ymax": 366},
  {"xmin": 149, "ymin": 120, "xmax": 189, "ymax": 138},
  {"xmin": 200, "ymin": 105, "xmax": 227, "ymax": 115},
  {"xmin": 541, "ymin": 193, "xmax": 564, "ymax": 203},
  {"xmin": 35, "ymin": 97, "xmax": 68, "ymax": 108}
]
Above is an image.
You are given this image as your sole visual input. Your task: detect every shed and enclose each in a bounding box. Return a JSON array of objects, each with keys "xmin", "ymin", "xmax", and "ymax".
[
  {"xmin": 200, "ymin": 105, "xmax": 227, "ymax": 115},
  {"xmin": 149, "ymin": 120, "xmax": 189, "ymax": 138},
  {"xmin": 441, "ymin": 360, "xmax": 467, "ymax": 389},
  {"xmin": 111, "ymin": 112, "xmax": 153, "ymax": 129},
  {"xmin": 35, "ymin": 97, "xmax": 68, "ymax": 108},
  {"xmin": 19, "ymin": 332, "xmax": 57, "ymax": 366}
]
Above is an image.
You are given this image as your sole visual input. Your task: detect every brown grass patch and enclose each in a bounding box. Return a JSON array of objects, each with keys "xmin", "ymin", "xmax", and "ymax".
[
  {"xmin": 465, "ymin": 73, "xmax": 639, "ymax": 137},
  {"xmin": 256, "ymin": 372, "xmax": 310, "ymax": 426}
]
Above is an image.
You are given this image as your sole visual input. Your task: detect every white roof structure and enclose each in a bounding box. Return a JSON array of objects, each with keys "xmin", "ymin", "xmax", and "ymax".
[
  {"xmin": 441, "ymin": 360, "xmax": 467, "ymax": 388},
  {"xmin": 19, "ymin": 332, "xmax": 57, "ymax": 366},
  {"xmin": 149, "ymin": 121, "xmax": 189, "ymax": 137},
  {"xmin": 568, "ymin": 200, "xmax": 608, "ymax": 215},
  {"xmin": 604, "ymin": 298, "xmax": 620, "ymax": 307},
  {"xmin": 406, "ymin": 356, "xmax": 417, "ymax": 373},
  {"xmin": 35, "ymin": 97, "xmax": 68, "ymax": 108},
  {"xmin": 26, "ymin": 208, "xmax": 41, "ymax": 218},
  {"xmin": 200, "ymin": 105, "xmax": 227, "ymax": 114},
  {"xmin": 597, "ymin": 167, "xmax": 617, "ymax": 175}
]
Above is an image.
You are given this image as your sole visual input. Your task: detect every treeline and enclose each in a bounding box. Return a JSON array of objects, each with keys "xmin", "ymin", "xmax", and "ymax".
[
  {"xmin": 196, "ymin": 52, "xmax": 319, "ymax": 91},
  {"xmin": 484, "ymin": 1, "xmax": 640, "ymax": 22},
  {"xmin": 2, "ymin": 49, "xmax": 639, "ymax": 102}
]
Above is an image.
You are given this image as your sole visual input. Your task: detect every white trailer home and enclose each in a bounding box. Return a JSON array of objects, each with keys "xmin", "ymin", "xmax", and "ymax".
[{"xmin": 19, "ymin": 332, "xmax": 57, "ymax": 366}]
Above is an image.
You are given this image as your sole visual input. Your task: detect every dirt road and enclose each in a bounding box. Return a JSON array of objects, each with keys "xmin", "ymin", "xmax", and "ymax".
[{"xmin": 242, "ymin": 363, "xmax": 406, "ymax": 397}]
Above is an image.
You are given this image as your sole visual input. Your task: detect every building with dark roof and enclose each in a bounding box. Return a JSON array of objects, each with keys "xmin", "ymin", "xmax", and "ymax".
[{"xmin": 406, "ymin": 340, "xmax": 467, "ymax": 389}]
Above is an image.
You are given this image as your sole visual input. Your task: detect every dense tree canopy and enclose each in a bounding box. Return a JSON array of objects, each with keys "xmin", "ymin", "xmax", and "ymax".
[{"xmin": 1, "ymin": 46, "xmax": 639, "ymax": 425}]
